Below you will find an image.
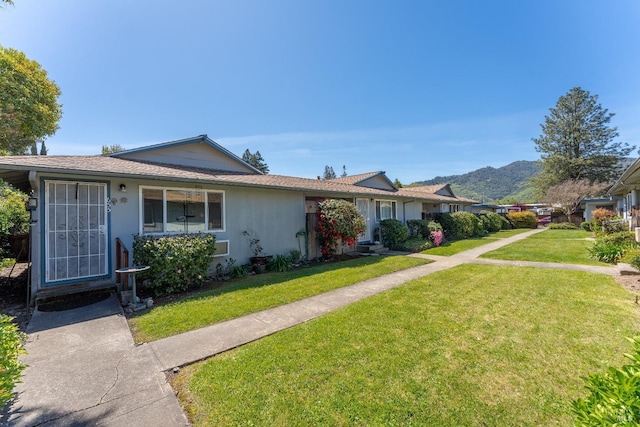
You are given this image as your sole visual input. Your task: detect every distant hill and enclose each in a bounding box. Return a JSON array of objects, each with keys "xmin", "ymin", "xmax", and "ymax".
[{"xmin": 412, "ymin": 160, "xmax": 540, "ymax": 202}]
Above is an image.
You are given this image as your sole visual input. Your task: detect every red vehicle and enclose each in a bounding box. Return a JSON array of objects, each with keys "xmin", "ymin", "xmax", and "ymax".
[{"xmin": 537, "ymin": 216, "xmax": 552, "ymax": 227}]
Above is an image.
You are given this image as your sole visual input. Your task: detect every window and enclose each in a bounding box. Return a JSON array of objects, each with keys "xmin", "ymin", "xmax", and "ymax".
[
  {"xmin": 214, "ymin": 240, "xmax": 229, "ymax": 257},
  {"xmin": 141, "ymin": 187, "xmax": 224, "ymax": 234},
  {"xmin": 449, "ymin": 204, "xmax": 459, "ymax": 213},
  {"xmin": 375, "ymin": 200, "xmax": 396, "ymax": 221}
]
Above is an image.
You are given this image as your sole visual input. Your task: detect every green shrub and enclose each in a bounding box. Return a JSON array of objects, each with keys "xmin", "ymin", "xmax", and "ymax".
[
  {"xmin": 602, "ymin": 220, "xmax": 628, "ymax": 234},
  {"xmin": 499, "ymin": 215, "xmax": 512, "ymax": 230},
  {"xmin": 599, "ymin": 232, "xmax": 637, "ymax": 247},
  {"xmin": 621, "ymin": 249, "xmax": 640, "ymax": 270},
  {"xmin": 478, "ymin": 211, "xmax": 503, "ymax": 233},
  {"xmin": 549, "ymin": 222, "xmax": 579, "ymax": 230},
  {"xmin": 379, "ymin": 219, "xmax": 409, "ymax": 249},
  {"xmin": 434, "ymin": 213, "xmax": 455, "ymax": 238},
  {"xmin": 588, "ymin": 241, "xmax": 627, "ymax": 264},
  {"xmin": 406, "ymin": 219, "xmax": 442, "ymax": 239},
  {"xmin": 0, "ymin": 185, "xmax": 29, "ymax": 258},
  {"xmin": 588, "ymin": 233, "xmax": 638, "ymax": 264},
  {"xmin": 394, "ymin": 236, "xmax": 433, "ymax": 252},
  {"xmin": 449, "ymin": 211, "xmax": 484, "ymax": 240},
  {"xmin": 133, "ymin": 233, "xmax": 217, "ymax": 296},
  {"xmin": 507, "ymin": 211, "xmax": 538, "ymax": 229},
  {"xmin": 268, "ymin": 254, "xmax": 293, "ymax": 272},
  {"xmin": 0, "ymin": 315, "xmax": 26, "ymax": 407},
  {"xmin": 581, "ymin": 221, "xmax": 594, "ymax": 232},
  {"xmin": 572, "ymin": 336, "xmax": 640, "ymax": 426}
]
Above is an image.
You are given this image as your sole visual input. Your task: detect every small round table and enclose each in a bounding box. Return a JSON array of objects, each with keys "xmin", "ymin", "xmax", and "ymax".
[{"xmin": 115, "ymin": 265, "xmax": 150, "ymax": 305}]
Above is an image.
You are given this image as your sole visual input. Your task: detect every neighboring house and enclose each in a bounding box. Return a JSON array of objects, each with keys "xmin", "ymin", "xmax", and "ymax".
[
  {"xmin": 581, "ymin": 197, "xmax": 624, "ymax": 222},
  {"xmin": 0, "ymin": 135, "xmax": 475, "ymax": 302},
  {"xmin": 469, "ymin": 203, "xmax": 504, "ymax": 214},
  {"xmin": 608, "ymin": 157, "xmax": 640, "ymax": 228}
]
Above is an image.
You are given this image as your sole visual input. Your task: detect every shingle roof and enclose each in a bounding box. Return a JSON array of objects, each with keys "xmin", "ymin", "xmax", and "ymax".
[
  {"xmin": 332, "ymin": 171, "xmax": 385, "ymax": 185},
  {"xmin": 397, "ymin": 185, "xmax": 477, "ymax": 203},
  {"xmin": 0, "ymin": 155, "xmax": 474, "ymax": 203}
]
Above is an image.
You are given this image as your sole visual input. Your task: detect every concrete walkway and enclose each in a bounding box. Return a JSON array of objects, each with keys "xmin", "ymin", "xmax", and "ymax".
[
  {"xmin": 2, "ymin": 227, "xmax": 618, "ymax": 426},
  {"xmin": 2, "ymin": 296, "xmax": 189, "ymax": 426}
]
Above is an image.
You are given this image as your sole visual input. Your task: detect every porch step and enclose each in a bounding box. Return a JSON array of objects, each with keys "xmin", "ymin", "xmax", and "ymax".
[
  {"xmin": 33, "ymin": 280, "xmax": 117, "ymax": 307},
  {"xmin": 356, "ymin": 244, "xmax": 389, "ymax": 254}
]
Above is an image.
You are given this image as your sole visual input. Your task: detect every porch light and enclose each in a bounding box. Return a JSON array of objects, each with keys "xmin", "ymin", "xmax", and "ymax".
[
  {"xmin": 119, "ymin": 184, "xmax": 127, "ymax": 193},
  {"xmin": 26, "ymin": 196, "xmax": 37, "ymax": 211},
  {"xmin": 26, "ymin": 196, "xmax": 38, "ymax": 223}
]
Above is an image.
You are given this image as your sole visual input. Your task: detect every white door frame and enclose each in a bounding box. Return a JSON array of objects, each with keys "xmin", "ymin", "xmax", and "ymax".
[
  {"xmin": 44, "ymin": 180, "xmax": 109, "ymax": 285},
  {"xmin": 355, "ymin": 198, "xmax": 372, "ymax": 243}
]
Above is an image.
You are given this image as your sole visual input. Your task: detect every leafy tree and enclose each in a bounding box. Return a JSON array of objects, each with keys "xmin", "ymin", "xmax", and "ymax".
[
  {"xmin": 101, "ymin": 144, "xmax": 126, "ymax": 155},
  {"xmin": 241, "ymin": 149, "xmax": 269, "ymax": 174},
  {"xmin": 322, "ymin": 165, "xmax": 336, "ymax": 180},
  {"xmin": 0, "ymin": 46, "xmax": 62, "ymax": 155},
  {"xmin": 543, "ymin": 178, "xmax": 608, "ymax": 222},
  {"xmin": 531, "ymin": 87, "xmax": 633, "ymax": 195},
  {"xmin": 393, "ymin": 178, "xmax": 403, "ymax": 188}
]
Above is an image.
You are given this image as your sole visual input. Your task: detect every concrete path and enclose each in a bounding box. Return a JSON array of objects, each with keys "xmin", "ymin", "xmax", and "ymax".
[
  {"xmin": 2, "ymin": 295, "xmax": 188, "ymax": 426},
  {"xmin": 2, "ymin": 227, "xmax": 618, "ymax": 426}
]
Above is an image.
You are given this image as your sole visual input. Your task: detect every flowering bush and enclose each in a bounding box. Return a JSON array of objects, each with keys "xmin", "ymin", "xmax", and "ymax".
[
  {"xmin": 592, "ymin": 208, "xmax": 615, "ymax": 226},
  {"xmin": 315, "ymin": 199, "xmax": 366, "ymax": 259},
  {"xmin": 133, "ymin": 233, "xmax": 217, "ymax": 296},
  {"xmin": 430, "ymin": 230, "xmax": 444, "ymax": 247}
]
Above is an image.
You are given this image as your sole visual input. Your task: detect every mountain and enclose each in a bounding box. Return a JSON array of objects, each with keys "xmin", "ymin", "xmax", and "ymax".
[{"xmin": 412, "ymin": 160, "xmax": 540, "ymax": 202}]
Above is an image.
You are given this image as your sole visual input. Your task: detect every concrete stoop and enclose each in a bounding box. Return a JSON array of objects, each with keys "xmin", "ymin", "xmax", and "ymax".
[
  {"xmin": 619, "ymin": 263, "xmax": 640, "ymax": 276},
  {"xmin": 356, "ymin": 243, "xmax": 389, "ymax": 254}
]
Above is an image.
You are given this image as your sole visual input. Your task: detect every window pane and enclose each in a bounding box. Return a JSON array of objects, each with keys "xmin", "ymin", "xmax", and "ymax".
[
  {"xmin": 207, "ymin": 192, "xmax": 223, "ymax": 230},
  {"xmin": 143, "ymin": 189, "xmax": 164, "ymax": 233},
  {"xmin": 166, "ymin": 190, "xmax": 205, "ymax": 233}
]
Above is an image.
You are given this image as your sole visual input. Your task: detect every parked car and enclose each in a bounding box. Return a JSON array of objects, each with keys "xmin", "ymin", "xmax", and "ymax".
[{"xmin": 537, "ymin": 216, "xmax": 552, "ymax": 227}]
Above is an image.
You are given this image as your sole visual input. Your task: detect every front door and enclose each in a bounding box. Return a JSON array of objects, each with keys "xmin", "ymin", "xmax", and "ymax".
[
  {"xmin": 44, "ymin": 181, "xmax": 108, "ymax": 284},
  {"xmin": 356, "ymin": 198, "xmax": 371, "ymax": 243}
]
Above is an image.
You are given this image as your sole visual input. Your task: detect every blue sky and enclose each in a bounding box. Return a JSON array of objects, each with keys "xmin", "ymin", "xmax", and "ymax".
[{"xmin": 1, "ymin": 1, "xmax": 639, "ymax": 183}]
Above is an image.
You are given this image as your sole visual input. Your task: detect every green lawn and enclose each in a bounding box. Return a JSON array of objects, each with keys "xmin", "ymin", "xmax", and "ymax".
[
  {"xmin": 423, "ymin": 228, "xmax": 532, "ymax": 256},
  {"xmin": 480, "ymin": 228, "xmax": 604, "ymax": 265},
  {"xmin": 129, "ymin": 255, "xmax": 431, "ymax": 342},
  {"xmin": 176, "ymin": 264, "xmax": 638, "ymax": 426}
]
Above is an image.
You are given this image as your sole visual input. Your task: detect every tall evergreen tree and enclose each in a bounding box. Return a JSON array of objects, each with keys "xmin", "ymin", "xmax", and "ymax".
[
  {"xmin": 341, "ymin": 165, "xmax": 347, "ymax": 178},
  {"xmin": 531, "ymin": 87, "xmax": 633, "ymax": 195},
  {"xmin": 323, "ymin": 165, "xmax": 336, "ymax": 180},
  {"xmin": 241, "ymin": 148, "xmax": 269, "ymax": 174}
]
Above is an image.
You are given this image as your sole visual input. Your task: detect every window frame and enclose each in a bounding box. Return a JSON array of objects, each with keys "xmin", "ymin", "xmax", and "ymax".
[
  {"xmin": 139, "ymin": 186, "xmax": 226, "ymax": 235},
  {"xmin": 449, "ymin": 204, "xmax": 459, "ymax": 213},
  {"xmin": 375, "ymin": 200, "xmax": 397, "ymax": 222}
]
